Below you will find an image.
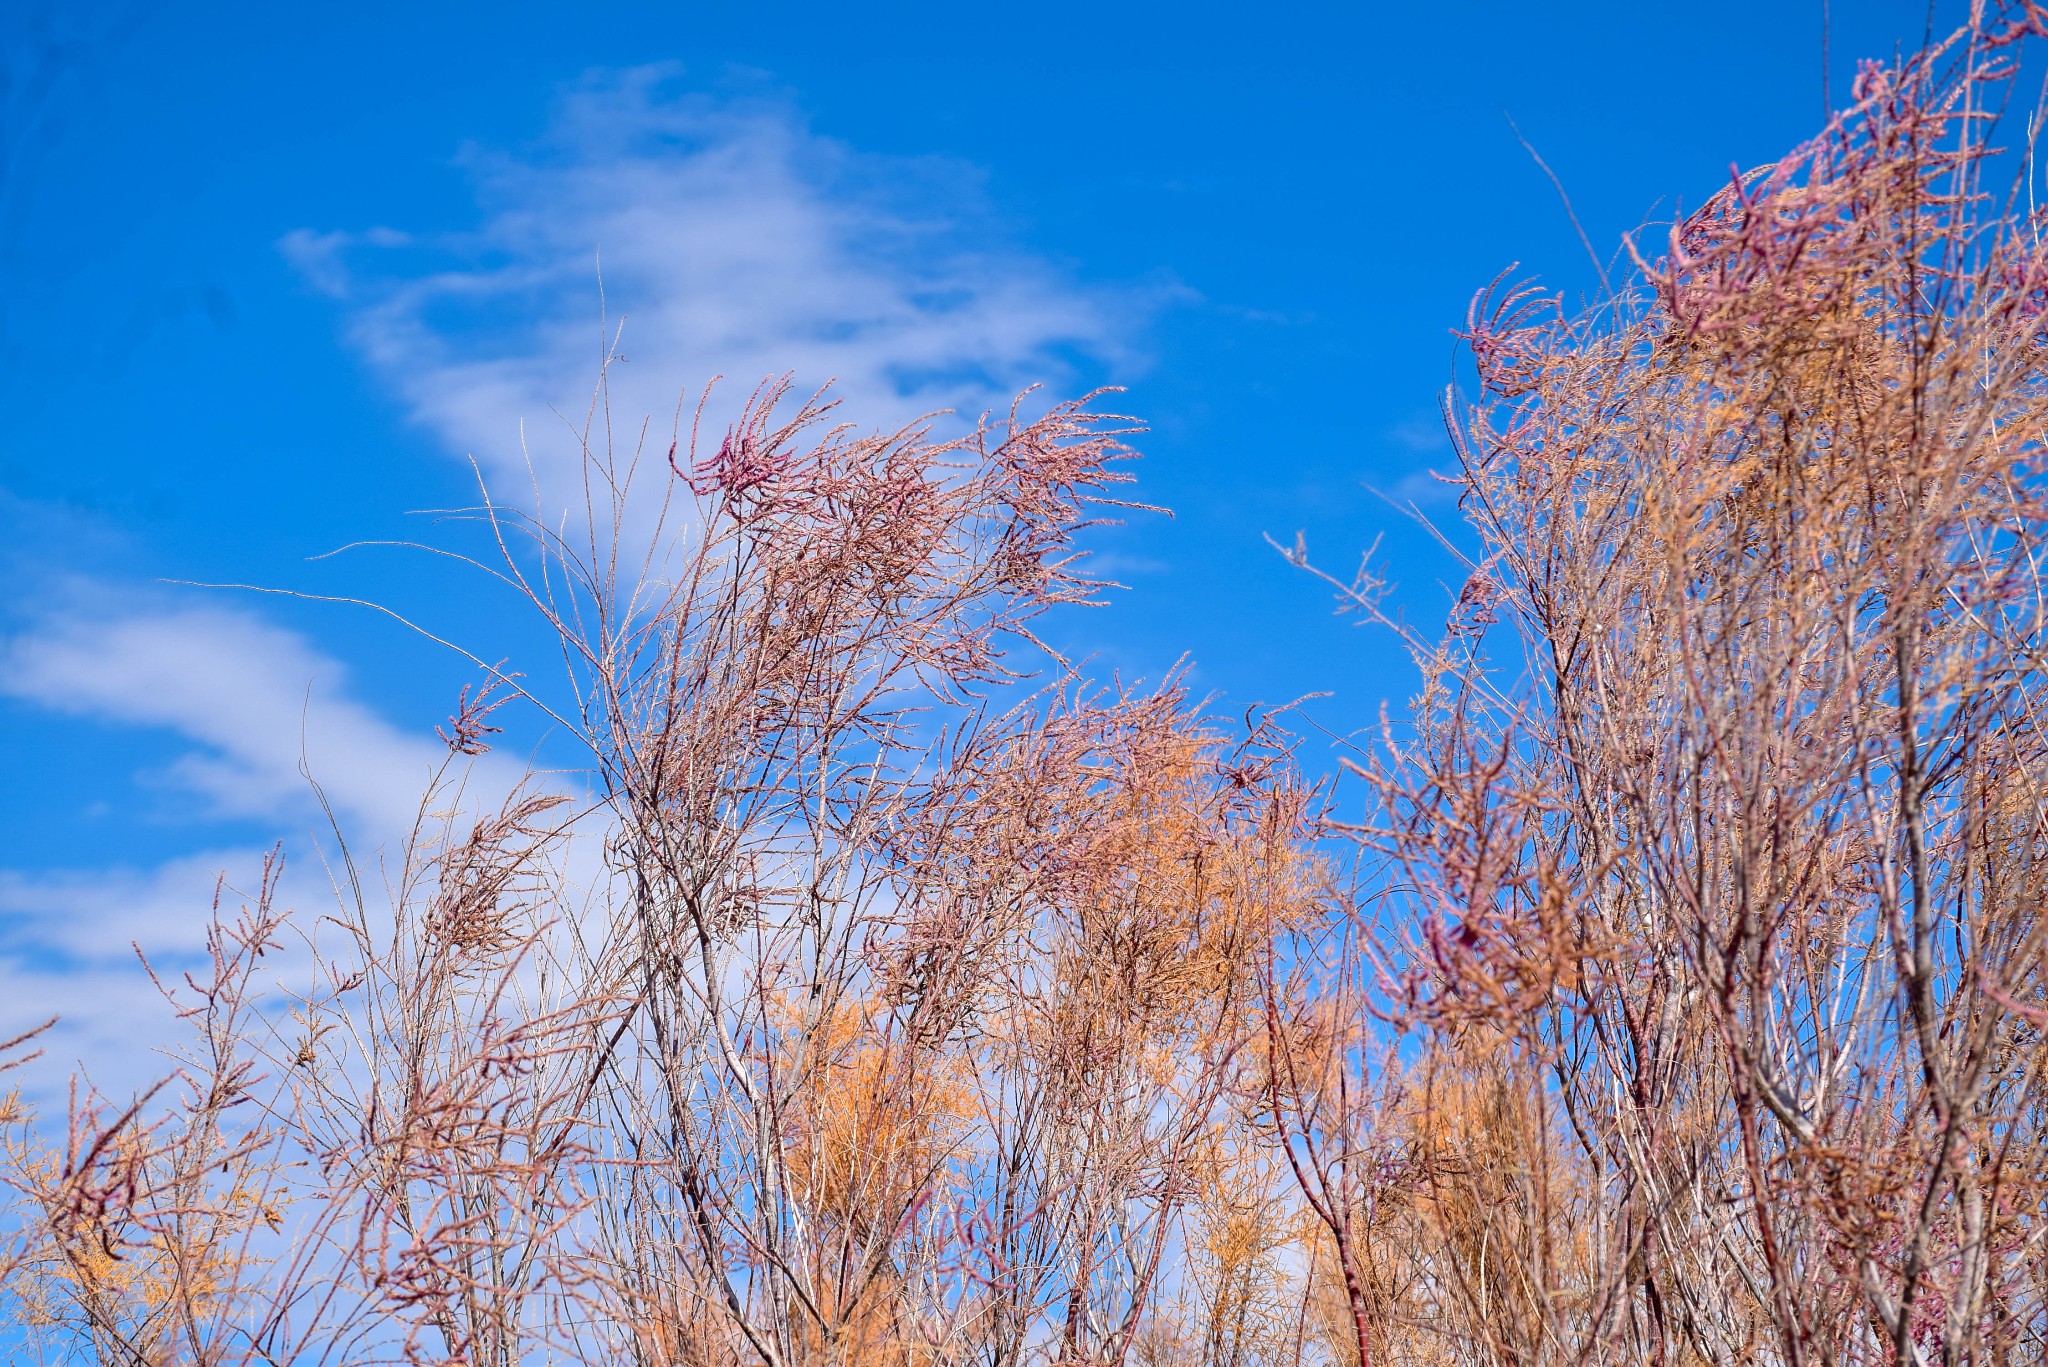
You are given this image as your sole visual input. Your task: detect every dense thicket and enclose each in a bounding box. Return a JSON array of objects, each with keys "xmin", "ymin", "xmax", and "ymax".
[{"xmin": 9, "ymin": 17, "xmax": 2048, "ymax": 1367}]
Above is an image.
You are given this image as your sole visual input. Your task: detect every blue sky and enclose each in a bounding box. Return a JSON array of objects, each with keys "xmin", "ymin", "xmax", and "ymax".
[{"xmin": 0, "ymin": 0, "xmax": 1959, "ymax": 1073}]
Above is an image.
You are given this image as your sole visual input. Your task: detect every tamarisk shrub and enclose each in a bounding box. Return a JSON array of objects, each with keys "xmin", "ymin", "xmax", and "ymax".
[
  {"xmin": 0, "ymin": 377, "xmax": 1334, "ymax": 1366},
  {"xmin": 1288, "ymin": 14, "xmax": 2048, "ymax": 1366},
  {"xmin": 22, "ymin": 16, "xmax": 2048, "ymax": 1367}
]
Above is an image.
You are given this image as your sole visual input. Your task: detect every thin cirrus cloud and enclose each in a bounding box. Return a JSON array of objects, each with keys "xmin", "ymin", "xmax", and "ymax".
[
  {"xmin": 0, "ymin": 848, "xmax": 280, "ymax": 1083},
  {"xmin": 1, "ymin": 602, "xmax": 455, "ymax": 837},
  {"xmin": 0, "ymin": 598, "xmax": 526, "ymax": 1089},
  {"xmin": 281, "ymin": 65, "xmax": 1162, "ymax": 502}
]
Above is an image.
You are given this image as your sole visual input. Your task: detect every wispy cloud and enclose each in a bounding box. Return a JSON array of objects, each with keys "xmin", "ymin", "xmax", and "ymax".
[
  {"xmin": 0, "ymin": 596, "xmax": 533, "ymax": 1089},
  {"xmin": 0, "ymin": 847, "xmax": 275, "ymax": 1082},
  {"xmin": 283, "ymin": 67, "xmax": 1162, "ymax": 505},
  {"xmin": 1, "ymin": 601, "xmax": 455, "ymax": 836},
  {"xmin": 1378, "ymin": 409, "xmax": 1465, "ymax": 508}
]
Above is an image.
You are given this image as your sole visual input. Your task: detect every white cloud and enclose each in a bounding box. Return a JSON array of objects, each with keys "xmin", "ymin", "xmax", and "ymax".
[
  {"xmin": 0, "ymin": 600, "xmax": 538, "ymax": 1098},
  {"xmin": 0, "ymin": 602, "xmax": 456, "ymax": 836},
  {"xmin": 0, "ymin": 848, "xmax": 266, "ymax": 964},
  {"xmin": 282, "ymin": 66, "xmax": 1157, "ymax": 510},
  {"xmin": 0, "ymin": 848, "xmax": 275, "ymax": 1089}
]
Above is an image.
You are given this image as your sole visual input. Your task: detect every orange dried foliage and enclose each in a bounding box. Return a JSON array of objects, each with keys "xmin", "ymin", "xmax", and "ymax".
[{"xmin": 16, "ymin": 18, "xmax": 2048, "ymax": 1367}]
